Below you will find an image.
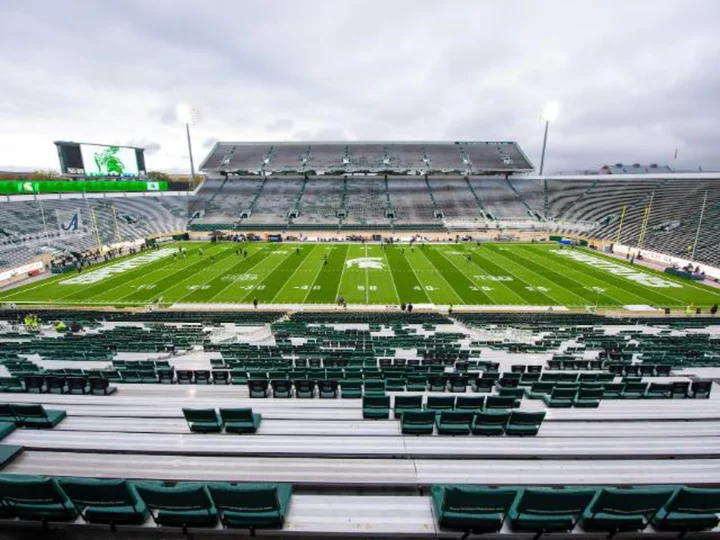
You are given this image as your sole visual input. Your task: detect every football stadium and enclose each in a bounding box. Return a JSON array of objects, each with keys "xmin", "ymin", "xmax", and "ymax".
[{"xmin": 0, "ymin": 137, "xmax": 720, "ymax": 540}]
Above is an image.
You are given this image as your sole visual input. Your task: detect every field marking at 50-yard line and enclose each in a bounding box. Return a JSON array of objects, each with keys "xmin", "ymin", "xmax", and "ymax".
[{"xmin": 301, "ymin": 245, "xmax": 335, "ymax": 303}]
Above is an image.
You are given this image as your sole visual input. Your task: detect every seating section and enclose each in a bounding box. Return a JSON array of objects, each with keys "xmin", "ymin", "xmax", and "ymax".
[
  {"xmin": 432, "ymin": 484, "xmax": 720, "ymax": 536},
  {"xmin": 0, "ymin": 474, "xmax": 291, "ymax": 532}
]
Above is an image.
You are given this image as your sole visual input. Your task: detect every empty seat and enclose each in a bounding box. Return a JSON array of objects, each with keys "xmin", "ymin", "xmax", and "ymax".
[
  {"xmin": 212, "ymin": 370, "xmax": 230, "ymax": 385},
  {"xmin": 394, "ymin": 395, "xmax": 423, "ymax": 419},
  {"xmin": 134, "ymin": 482, "xmax": 218, "ymax": 528},
  {"xmin": 509, "ymin": 488, "xmax": 597, "ymax": 533},
  {"xmin": 471, "ymin": 410, "xmax": 510, "ymax": 436},
  {"xmin": 573, "ymin": 388, "xmax": 604, "ymax": 409},
  {"xmin": 581, "ymin": 487, "xmax": 674, "ymax": 533},
  {"xmin": 670, "ymin": 381, "xmax": 690, "ymax": 399},
  {"xmin": 455, "ymin": 396, "xmax": 485, "ymax": 412},
  {"xmin": 506, "ymin": 410, "xmax": 545, "ymax": 436},
  {"xmin": 340, "ymin": 380, "xmax": 362, "ymax": 399},
  {"xmin": 436, "ymin": 411, "xmax": 474, "ymax": 435},
  {"xmin": 176, "ymin": 370, "xmax": 194, "ymax": 384},
  {"xmin": 248, "ymin": 380, "xmax": 269, "ymax": 398},
  {"xmin": 432, "ymin": 485, "xmax": 518, "ymax": 533},
  {"xmin": 362, "ymin": 396, "xmax": 390, "ymax": 419},
  {"xmin": 401, "ymin": 411, "xmax": 436, "ymax": 435},
  {"xmin": 690, "ymin": 380, "xmax": 712, "ymax": 399},
  {"xmin": 318, "ymin": 380, "xmax": 339, "ymax": 399},
  {"xmin": 88, "ymin": 377, "xmax": 117, "ymax": 395},
  {"xmin": 219, "ymin": 408, "xmax": 262, "ymax": 434},
  {"xmin": 182, "ymin": 408, "xmax": 223, "ymax": 433},
  {"xmin": 652, "ymin": 486, "xmax": 720, "ymax": 532},
  {"xmin": 294, "ymin": 380, "xmax": 315, "ymax": 398},
  {"xmin": 622, "ymin": 382, "xmax": 648, "ymax": 399},
  {"xmin": 486, "ymin": 396, "xmax": 517, "ymax": 409},
  {"xmin": 66, "ymin": 377, "xmax": 88, "ymax": 395},
  {"xmin": 270, "ymin": 380, "xmax": 292, "ymax": 398},
  {"xmin": 206, "ymin": 482, "xmax": 292, "ymax": 530},
  {"xmin": 0, "ymin": 475, "xmax": 78, "ymax": 522},
  {"xmin": 645, "ymin": 382, "xmax": 672, "ymax": 399},
  {"xmin": 425, "ymin": 396, "xmax": 456, "ymax": 413},
  {"xmin": 59, "ymin": 477, "xmax": 149, "ymax": 526},
  {"xmin": 11, "ymin": 404, "xmax": 66, "ymax": 428}
]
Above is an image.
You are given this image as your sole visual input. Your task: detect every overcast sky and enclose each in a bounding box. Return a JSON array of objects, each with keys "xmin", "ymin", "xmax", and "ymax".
[{"xmin": 1, "ymin": 0, "xmax": 719, "ymax": 174}]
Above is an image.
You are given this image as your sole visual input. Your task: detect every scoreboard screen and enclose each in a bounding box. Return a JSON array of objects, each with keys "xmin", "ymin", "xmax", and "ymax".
[
  {"xmin": 55, "ymin": 141, "xmax": 147, "ymax": 177},
  {"xmin": 0, "ymin": 180, "xmax": 167, "ymax": 195}
]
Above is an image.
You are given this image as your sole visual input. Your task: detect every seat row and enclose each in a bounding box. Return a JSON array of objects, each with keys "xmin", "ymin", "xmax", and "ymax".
[
  {"xmin": 12, "ymin": 376, "xmax": 117, "ymax": 395},
  {"xmin": 0, "ymin": 475, "xmax": 291, "ymax": 533},
  {"xmin": 606, "ymin": 363, "xmax": 673, "ymax": 377},
  {"xmin": 182, "ymin": 408, "xmax": 261, "ymax": 434},
  {"xmin": 433, "ymin": 484, "xmax": 720, "ymax": 535},
  {"xmin": 363, "ymin": 395, "xmax": 525, "ymax": 424},
  {"xmin": 399, "ymin": 410, "xmax": 545, "ymax": 436},
  {"xmin": 530, "ymin": 380, "xmax": 711, "ymax": 405}
]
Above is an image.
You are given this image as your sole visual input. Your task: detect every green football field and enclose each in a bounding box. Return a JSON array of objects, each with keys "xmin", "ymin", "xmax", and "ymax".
[{"xmin": 2, "ymin": 242, "xmax": 719, "ymax": 309}]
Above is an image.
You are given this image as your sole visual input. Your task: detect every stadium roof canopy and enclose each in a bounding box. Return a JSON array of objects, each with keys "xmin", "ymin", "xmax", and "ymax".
[{"xmin": 199, "ymin": 141, "xmax": 534, "ymax": 175}]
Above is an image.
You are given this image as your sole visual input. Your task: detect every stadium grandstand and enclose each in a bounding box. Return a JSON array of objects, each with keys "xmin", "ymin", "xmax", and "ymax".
[{"xmin": 1, "ymin": 141, "xmax": 720, "ymax": 539}]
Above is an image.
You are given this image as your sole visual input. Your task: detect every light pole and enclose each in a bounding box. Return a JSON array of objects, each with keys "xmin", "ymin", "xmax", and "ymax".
[
  {"xmin": 539, "ymin": 100, "xmax": 559, "ymax": 176},
  {"xmin": 177, "ymin": 104, "xmax": 196, "ymax": 180}
]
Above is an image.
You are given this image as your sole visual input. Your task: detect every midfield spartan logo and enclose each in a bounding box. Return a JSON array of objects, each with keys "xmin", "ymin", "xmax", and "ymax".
[
  {"xmin": 56, "ymin": 209, "xmax": 82, "ymax": 232},
  {"xmin": 345, "ymin": 257, "xmax": 385, "ymax": 270}
]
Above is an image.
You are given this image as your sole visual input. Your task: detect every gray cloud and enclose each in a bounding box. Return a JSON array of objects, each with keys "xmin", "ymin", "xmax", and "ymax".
[{"xmin": 0, "ymin": 0, "xmax": 719, "ymax": 173}]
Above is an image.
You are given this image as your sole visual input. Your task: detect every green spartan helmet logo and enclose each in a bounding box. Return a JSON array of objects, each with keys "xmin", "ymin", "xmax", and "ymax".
[{"xmin": 94, "ymin": 146, "xmax": 125, "ymax": 174}]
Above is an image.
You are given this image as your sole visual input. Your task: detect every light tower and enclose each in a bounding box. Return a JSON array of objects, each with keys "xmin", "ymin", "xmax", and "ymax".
[
  {"xmin": 539, "ymin": 100, "xmax": 559, "ymax": 176},
  {"xmin": 177, "ymin": 104, "xmax": 196, "ymax": 179}
]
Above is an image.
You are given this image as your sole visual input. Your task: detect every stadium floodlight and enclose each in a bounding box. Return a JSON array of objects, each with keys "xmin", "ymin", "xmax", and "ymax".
[
  {"xmin": 177, "ymin": 104, "xmax": 196, "ymax": 179},
  {"xmin": 539, "ymin": 100, "xmax": 559, "ymax": 175}
]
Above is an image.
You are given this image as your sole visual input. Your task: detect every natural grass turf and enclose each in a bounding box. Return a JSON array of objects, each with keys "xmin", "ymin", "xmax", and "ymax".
[{"xmin": 2, "ymin": 241, "xmax": 719, "ymax": 308}]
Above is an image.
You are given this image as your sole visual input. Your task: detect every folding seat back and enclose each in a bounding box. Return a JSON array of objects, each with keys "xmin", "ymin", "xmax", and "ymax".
[
  {"xmin": 596, "ymin": 373, "xmax": 614, "ymax": 383},
  {"xmin": 655, "ymin": 364, "xmax": 671, "ymax": 376},
  {"xmin": 472, "ymin": 410, "xmax": 511, "ymax": 435},
  {"xmin": 194, "ymin": 370, "xmax": 211, "ymax": 384},
  {"xmin": 541, "ymin": 372, "xmax": 561, "ymax": 382},
  {"xmin": 558, "ymin": 373, "xmax": 579, "ymax": 382},
  {"xmin": 318, "ymin": 380, "xmax": 339, "ymax": 398},
  {"xmin": 294, "ymin": 380, "xmax": 315, "ymax": 398},
  {"xmin": 363, "ymin": 395, "xmax": 390, "ymax": 409},
  {"xmin": 448, "ymin": 375, "xmax": 468, "ymax": 392},
  {"xmin": 579, "ymin": 373, "xmax": 598, "ymax": 382},
  {"xmin": 583, "ymin": 487, "xmax": 673, "ymax": 532},
  {"xmin": 176, "ymin": 370, "xmax": 194, "ymax": 384},
  {"xmin": 624, "ymin": 365, "xmax": 640, "ymax": 376},
  {"xmin": 0, "ymin": 404, "xmax": 18, "ymax": 422},
  {"xmin": 207, "ymin": 483, "xmax": 291, "ymax": 528},
  {"xmin": 134, "ymin": 483, "xmax": 217, "ymax": 528},
  {"xmin": 511, "ymin": 365, "xmax": 526, "ymax": 373},
  {"xmin": 428, "ymin": 375, "xmax": 447, "ymax": 392},
  {"xmin": 394, "ymin": 395, "xmax": 423, "ymax": 412},
  {"xmin": 640, "ymin": 364, "xmax": 656, "ymax": 376},
  {"xmin": 270, "ymin": 380, "xmax": 292, "ymax": 397},
  {"xmin": 402, "ymin": 411, "xmax": 436, "ymax": 427},
  {"xmin": 497, "ymin": 376, "xmax": 519, "ymax": 388},
  {"xmin": 486, "ymin": 396, "xmax": 517, "ymax": 409},
  {"xmin": 212, "ymin": 370, "xmax": 230, "ymax": 384},
  {"xmin": 691, "ymin": 380, "xmax": 712, "ymax": 399},
  {"xmin": 219, "ymin": 408, "xmax": 254, "ymax": 423},
  {"xmin": 46, "ymin": 376, "xmax": 66, "ymax": 394},
  {"xmin": 473, "ymin": 378, "xmax": 494, "ymax": 393},
  {"xmin": 519, "ymin": 373, "xmax": 541, "ymax": 385},
  {"xmin": 67, "ymin": 377, "xmax": 88, "ymax": 394},
  {"xmin": 0, "ymin": 475, "xmax": 77, "ymax": 521},
  {"xmin": 507, "ymin": 411, "xmax": 545, "ymax": 434},
  {"xmin": 182, "ymin": 408, "xmax": 222, "ymax": 433},
  {"xmin": 455, "ymin": 396, "xmax": 485, "ymax": 411},
  {"xmin": 653, "ymin": 487, "xmax": 720, "ymax": 531},
  {"xmin": 58, "ymin": 478, "xmax": 148, "ymax": 525},
  {"xmin": 248, "ymin": 379, "xmax": 269, "ymax": 398},
  {"xmin": 433, "ymin": 485, "xmax": 518, "ymax": 532},
  {"xmin": 438, "ymin": 411, "xmax": 473, "ymax": 425},
  {"xmin": 527, "ymin": 365, "xmax": 542, "ymax": 374},
  {"xmin": 670, "ymin": 381, "xmax": 690, "ymax": 398},
  {"xmin": 511, "ymin": 488, "xmax": 597, "ymax": 532},
  {"xmin": 425, "ymin": 396, "xmax": 456, "ymax": 411}
]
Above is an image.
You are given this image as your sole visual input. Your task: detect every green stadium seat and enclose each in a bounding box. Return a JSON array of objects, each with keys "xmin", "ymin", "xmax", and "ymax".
[
  {"xmin": 363, "ymin": 380, "xmax": 386, "ymax": 396},
  {"xmin": 362, "ymin": 395, "xmax": 390, "ymax": 419},
  {"xmin": 455, "ymin": 395, "xmax": 485, "ymax": 412},
  {"xmin": 652, "ymin": 487, "xmax": 720, "ymax": 532},
  {"xmin": 219, "ymin": 408, "xmax": 262, "ymax": 434},
  {"xmin": 248, "ymin": 380, "xmax": 269, "ymax": 398},
  {"xmin": 621, "ymin": 382, "xmax": 648, "ymax": 399},
  {"xmin": 526, "ymin": 381, "xmax": 555, "ymax": 399},
  {"xmin": 182, "ymin": 409, "xmax": 223, "ymax": 433},
  {"xmin": 509, "ymin": 487, "xmax": 596, "ymax": 533},
  {"xmin": 471, "ymin": 410, "xmax": 510, "ymax": 436},
  {"xmin": 0, "ymin": 421, "xmax": 16, "ymax": 440},
  {"xmin": 88, "ymin": 377, "xmax": 117, "ymax": 395},
  {"xmin": 432, "ymin": 485, "xmax": 518, "ymax": 533},
  {"xmin": 581, "ymin": 487, "xmax": 674, "ymax": 533},
  {"xmin": 498, "ymin": 387, "xmax": 524, "ymax": 407},
  {"xmin": 0, "ymin": 377, "xmax": 24, "ymax": 393},
  {"xmin": 45, "ymin": 376, "xmax": 67, "ymax": 394},
  {"xmin": 0, "ymin": 474, "xmax": 78, "ymax": 522},
  {"xmin": 542, "ymin": 388, "xmax": 577, "ymax": 408},
  {"xmin": 690, "ymin": 380, "xmax": 712, "ymax": 399},
  {"xmin": 486, "ymin": 396, "xmax": 517, "ymax": 409},
  {"xmin": 670, "ymin": 381, "xmax": 690, "ymax": 399},
  {"xmin": 506, "ymin": 410, "xmax": 545, "ymax": 436},
  {"xmin": 206, "ymin": 483, "xmax": 292, "ymax": 530},
  {"xmin": 472, "ymin": 378, "xmax": 494, "ymax": 393},
  {"xmin": 645, "ymin": 382, "xmax": 672, "ymax": 399},
  {"xmin": 230, "ymin": 369, "xmax": 248, "ymax": 385},
  {"xmin": 318, "ymin": 380, "xmax": 339, "ymax": 399},
  {"xmin": 134, "ymin": 482, "xmax": 218, "ymax": 529},
  {"xmin": 58, "ymin": 477, "xmax": 149, "ymax": 526},
  {"xmin": 603, "ymin": 383, "xmax": 626, "ymax": 399},
  {"xmin": 270, "ymin": 380, "xmax": 292, "ymax": 398},
  {"xmin": 212, "ymin": 370, "xmax": 230, "ymax": 385},
  {"xmin": 448, "ymin": 375, "xmax": 468, "ymax": 393},
  {"xmin": 11, "ymin": 404, "xmax": 66, "ymax": 428},
  {"xmin": 405, "ymin": 375, "xmax": 428, "ymax": 391},
  {"xmin": 340, "ymin": 380, "xmax": 362, "ymax": 399},
  {"xmin": 294, "ymin": 380, "xmax": 315, "ymax": 398},
  {"xmin": 436, "ymin": 411, "xmax": 474, "ymax": 435},
  {"xmin": 194, "ymin": 370, "xmax": 211, "ymax": 384},
  {"xmin": 401, "ymin": 411, "xmax": 436, "ymax": 435},
  {"xmin": 176, "ymin": 370, "xmax": 194, "ymax": 384},
  {"xmin": 574, "ymin": 387, "xmax": 603, "ymax": 407},
  {"xmin": 425, "ymin": 396, "xmax": 456, "ymax": 413},
  {"xmin": 393, "ymin": 395, "xmax": 423, "ymax": 419}
]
